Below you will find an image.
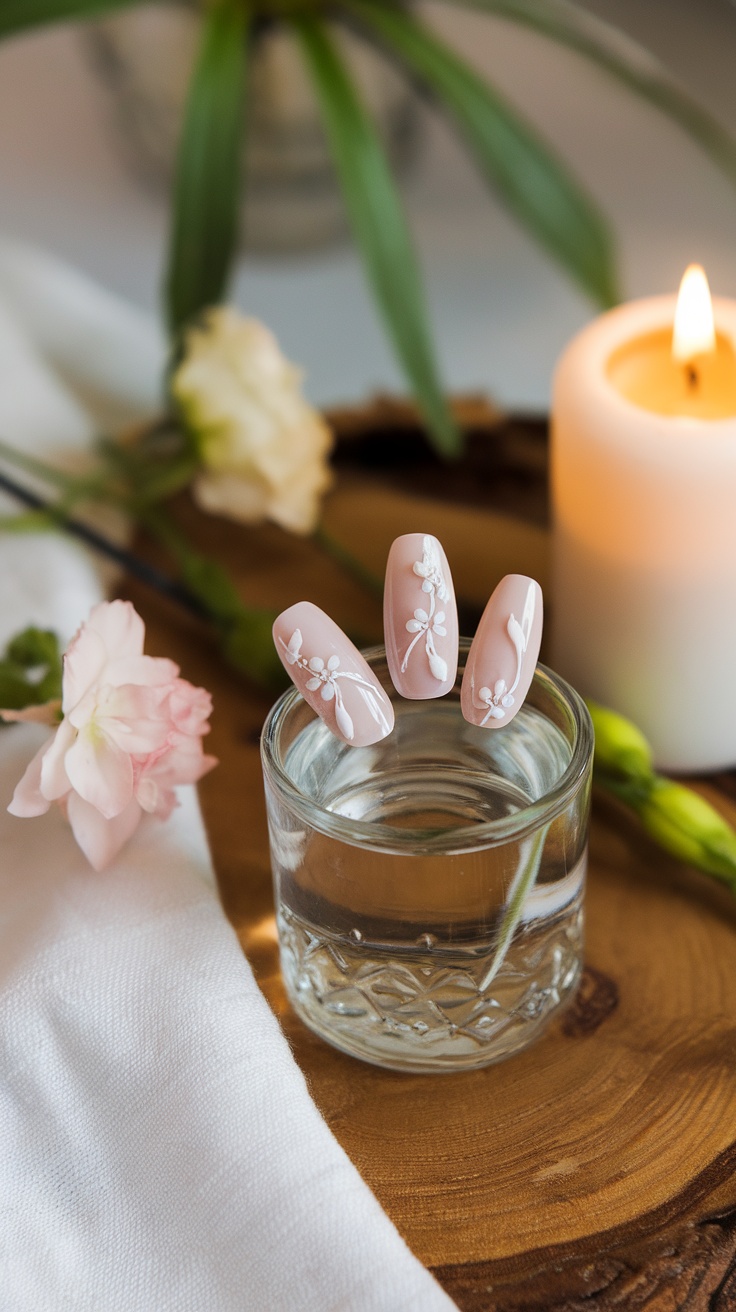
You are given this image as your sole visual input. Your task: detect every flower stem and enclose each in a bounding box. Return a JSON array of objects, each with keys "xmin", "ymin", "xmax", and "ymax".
[
  {"xmin": 313, "ymin": 525, "xmax": 383, "ymax": 599},
  {"xmin": 0, "ymin": 436, "xmax": 75, "ymax": 488},
  {"xmin": 0, "ymin": 467, "xmax": 209, "ymax": 619},
  {"xmin": 478, "ymin": 824, "xmax": 548, "ymax": 991}
]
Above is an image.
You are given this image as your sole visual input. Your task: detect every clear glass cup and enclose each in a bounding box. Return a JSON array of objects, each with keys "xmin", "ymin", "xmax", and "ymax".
[{"xmin": 261, "ymin": 641, "xmax": 593, "ymax": 1073}]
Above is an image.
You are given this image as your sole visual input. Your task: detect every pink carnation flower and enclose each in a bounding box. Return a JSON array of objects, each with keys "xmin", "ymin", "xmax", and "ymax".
[{"xmin": 8, "ymin": 600, "xmax": 217, "ymax": 871}]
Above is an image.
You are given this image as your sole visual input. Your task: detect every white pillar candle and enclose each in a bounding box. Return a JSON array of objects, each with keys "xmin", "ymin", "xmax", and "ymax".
[{"xmin": 551, "ymin": 269, "xmax": 736, "ymax": 772}]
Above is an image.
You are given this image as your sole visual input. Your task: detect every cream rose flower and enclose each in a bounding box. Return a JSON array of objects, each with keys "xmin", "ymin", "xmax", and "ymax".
[{"xmin": 172, "ymin": 308, "xmax": 333, "ymax": 534}]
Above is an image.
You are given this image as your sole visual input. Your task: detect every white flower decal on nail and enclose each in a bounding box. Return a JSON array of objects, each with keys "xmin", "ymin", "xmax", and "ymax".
[
  {"xmin": 401, "ymin": 535, "xmax": 449, "ymax": 683},
  {"xmin": 473, "ymin": 584, "xmax": 537, "ymax": 726},
  {"xmin": 280, "ymin": 629, "xmax": 391, "ymax": 741}
]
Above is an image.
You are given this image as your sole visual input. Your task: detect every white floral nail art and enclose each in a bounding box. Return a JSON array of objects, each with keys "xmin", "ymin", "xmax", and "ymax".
[
  {"xmin": 401, "ymin": 535, "xmax": 450, "ymax": 683},
  {"xmin": 280, "ymin": 629, "xmax": 391, "ymax": 741},
  {"xmin": 473, "ymin": 585, "xmax": 536, "ymax": 725}
]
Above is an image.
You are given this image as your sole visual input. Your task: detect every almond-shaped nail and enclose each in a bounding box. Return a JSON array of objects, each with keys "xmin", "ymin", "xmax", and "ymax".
[
  {"xmin": 273, "ymin": 602, "xmax": 394, "ymax": 747},
  {"xmin": 384, "ymin": 533, "xmax": 458, "ymax": 699},
  {"xmin": 461, "ymin": 575, "xmax": 543, "ymax": 728}
]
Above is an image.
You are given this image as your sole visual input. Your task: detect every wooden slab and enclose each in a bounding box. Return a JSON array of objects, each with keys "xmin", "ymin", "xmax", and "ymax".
[{"xmin": 122, "ymin": 414, "xmax": 736, "ymax": 1310}]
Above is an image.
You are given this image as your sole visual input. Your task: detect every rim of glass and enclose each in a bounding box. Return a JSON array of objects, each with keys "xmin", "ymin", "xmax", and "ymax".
[{"xmin": 260, "ymin": 645, "xmax": 594, "ymax": 854}]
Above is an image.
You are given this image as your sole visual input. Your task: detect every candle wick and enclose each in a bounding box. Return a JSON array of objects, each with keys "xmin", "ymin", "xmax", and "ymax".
[{"xmin": 685, "ymin": 363, "xmax": 699, "ymax": 391}]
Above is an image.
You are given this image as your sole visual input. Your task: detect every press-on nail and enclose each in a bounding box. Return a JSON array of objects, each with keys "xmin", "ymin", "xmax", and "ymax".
[
  {"xmin": 461, "ymin": 575, "xmax": 543, "ymax": 729},
  {"xmin": 273, "ymin": 601, "xmax": 394, "ymax": 747},
  {"xmin": 384, "ymin": 533, "xmax": 458, "ymax": 699}
]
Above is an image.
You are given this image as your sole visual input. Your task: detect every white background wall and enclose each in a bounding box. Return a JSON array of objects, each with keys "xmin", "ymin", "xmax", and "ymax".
[{"xmin": 0, "ymin": 0, "xmax": 734, "ymax": 411}]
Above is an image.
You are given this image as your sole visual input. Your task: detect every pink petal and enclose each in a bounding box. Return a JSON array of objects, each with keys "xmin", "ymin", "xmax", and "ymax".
[
  {"xmin": 95, "ymin": 685, "xmax": 172, "ymax": 754},
  {"xmin": 86, "ymin": 600, "xmax": 145, "ymax": 662},
  {"xmin": 68, "ymin": 682, "xmax": 165, "ymax": 734},
  {"xmin": 39, "ymin": 718, "xmax": 77, "ymax": 800},
  {"xmin": 8, "ymin": 742, "xmax": 52, "ymax": 817},
  {"xmin": 147, "ymin": 734, "xmax": 217, "ymax": 787},
  {"xmin": 196, "ymin": 753, "xmax": 218, "ymax": 783},
  {"xmin": 168, "ymin": 681, "xmax": 213, "ymax": 735},
  {"xmin": 103, "ymin": 655, "xmax": 179, "ymax": 689},
  {"xmin": 152, "ymin": 788, "xmax": 179, "ymax": 822},
  {"xmin": 135, "ymin": 774, "xmax": 160, "ymax": 814},
  {"xmin": 64, "ymin": 727, "xmax": 134, "ymax": 819},
  {"xmin": 66, "ymin": 792, "xmax": 142, "ymax": 871},
  {"xmin": 102, "ymin": 717, "xmax": 171, "ymax": 756},
  {"xmin": 135, "ymin": 778, "xmax": 180, "ymax": 820},
  {"xmin": 62, "ymin": 628, "xmax": 107, "ymax": 713}
]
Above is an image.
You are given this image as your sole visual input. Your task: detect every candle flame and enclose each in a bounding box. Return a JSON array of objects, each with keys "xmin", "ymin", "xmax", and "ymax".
[{"xmin": 672, "ymin": 264, "xmax": 716, "ymax": 362}]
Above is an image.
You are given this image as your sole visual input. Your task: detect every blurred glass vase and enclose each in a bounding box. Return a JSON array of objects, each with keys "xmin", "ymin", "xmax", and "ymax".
[{"xmin": 86, "ymin": 2, "xmax": 418, "ymax": 253}]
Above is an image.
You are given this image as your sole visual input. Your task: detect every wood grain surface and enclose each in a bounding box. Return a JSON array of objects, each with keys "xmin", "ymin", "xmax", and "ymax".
[{"xmin": 122, "ymin": 409, "xmax": 736, "ymax": 1311}]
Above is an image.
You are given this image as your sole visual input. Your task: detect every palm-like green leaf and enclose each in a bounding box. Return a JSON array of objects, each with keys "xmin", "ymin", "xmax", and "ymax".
[
  {"xmin": 437, "ymin": 0, "xmax": 736, "ymax": 187},
  {"xmin": 347, "ymin": 0, "xmax": 617, "ymax": 308},
  {"xmin": 0, "ymin": 0, "xmax": 140, "ymax": 38},
  {"xmin": 165, "ymin": 0, "xmax": 249, "ymax": 336},
  {"xmin": 293, "ymin": 14, "xmax": 461, "ymax": 457}
]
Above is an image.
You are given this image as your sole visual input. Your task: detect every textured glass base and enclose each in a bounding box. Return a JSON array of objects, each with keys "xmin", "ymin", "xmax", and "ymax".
[{"xmin": 278, "ymin": 893, "xmax": 584, "ymax": 1073}]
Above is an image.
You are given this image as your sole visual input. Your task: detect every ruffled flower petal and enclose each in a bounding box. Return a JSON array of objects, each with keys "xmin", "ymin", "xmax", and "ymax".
[
  {"xmin": 66, "ymin": 792, "xmax": 142, "ymax": 872},
  {"xmin": 85, "ymin": 599, "xmax": 145, "ymax": 662},
  {"xmin": 64, "ymin": 727, "xmax": 134, "ymax": 820},
  {"xmin": 8, "ymin": 743, "xmax": 52, "ymax": 818},
  {"xmin": 103, "ymin": 655, "xmax": 179, "ymax": 689},
  {"xmin": 8, "ymin": 598, "xmax": 217, "ymax": 870},
  {"xmin": 39, "ymin": 717, "xmax": 77, "ymax": 801},
  {"xmin": 168, "ymin": 682, "xmax": 213, "ymax": 735},
  {"xmin": 174, "ymin": 309, "xmax": 333, "ymax": 535},
  {"xmin": 62, "ymin": 627, "xmax": 107, "ymax": 714}
]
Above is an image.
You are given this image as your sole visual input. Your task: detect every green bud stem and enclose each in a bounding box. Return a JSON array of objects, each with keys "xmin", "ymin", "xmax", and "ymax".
[
  {"xmin": 588, "ymin": 698, "xmax": 736, "ymax": 896},
  {"xmin": 585, "ymin": 698, "xmax": 654, "ymax": 782}
]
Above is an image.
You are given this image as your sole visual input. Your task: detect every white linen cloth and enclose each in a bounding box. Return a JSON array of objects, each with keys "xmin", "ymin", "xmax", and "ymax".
[{"xmin": 0, "ymin": 238, "xmax": 457, "ymax": 1311}]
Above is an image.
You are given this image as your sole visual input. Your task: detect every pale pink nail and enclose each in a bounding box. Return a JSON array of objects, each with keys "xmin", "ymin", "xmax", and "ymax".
[
  {"xmin": 384, "ymin": 533, "xmax": 458, "ymax": 699},
  {"xmin": 461, "ymin": 575, "xmax": 543, "ymax": 729},
  {"xmin": 273, "ymin": 601, "xmax": 394, "ymax": 747}
]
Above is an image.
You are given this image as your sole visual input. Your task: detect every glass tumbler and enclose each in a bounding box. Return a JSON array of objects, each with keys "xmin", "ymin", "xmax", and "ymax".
[{"xmin": 261, "ymin": 641, "xmax": 593, "ymax": 1073}]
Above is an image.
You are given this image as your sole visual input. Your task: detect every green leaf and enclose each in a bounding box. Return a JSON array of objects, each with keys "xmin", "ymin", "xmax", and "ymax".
[
  {"xmin": 7, "ymin": 626, "xmax": 61, "ymax": 672},
  {"xmin": 178, "ymin": 553, "xmax": 247, "ymax": 626},
  {"xmin": 177, "ymin": 555, "xmax": 282, "ymax": 688},
  {"xmin": 0, "ymin": 436, "xmax": 73, "ymax": 489},
  {"xmin": 0, "ymin": 511, "xmax": 56, "ymax": 533},
  {"xmin": 222, "ymin": 611, "xmax": 285, "ymax": 692},
  {"xmin": 0, "ymin": 669, "xmax": 44, "ymax": 711},
  {"xmin": 0, "ymin": 0, "xmax": 140, "ymax": 40},
  {"xmin": 435, "ymin": 0, "xmax": 736, "ymax": 189},
  {"xmin": 165, "ymin": 0, "xmax": 249, "ymax": 336},
  {"xmin": 346, "ymin": 0, "xmax": 617, "ymax": 308},
  {"xmin": 141, "ymin": 510, "xmax": 282, "ymax": 689},
  {"xmin": 293, "ymin": 14, "xmax": 461, "ymax": 458},
  {"xmin": 0, "ymin": 626, "xmax": 62, "ymax": 709}
]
